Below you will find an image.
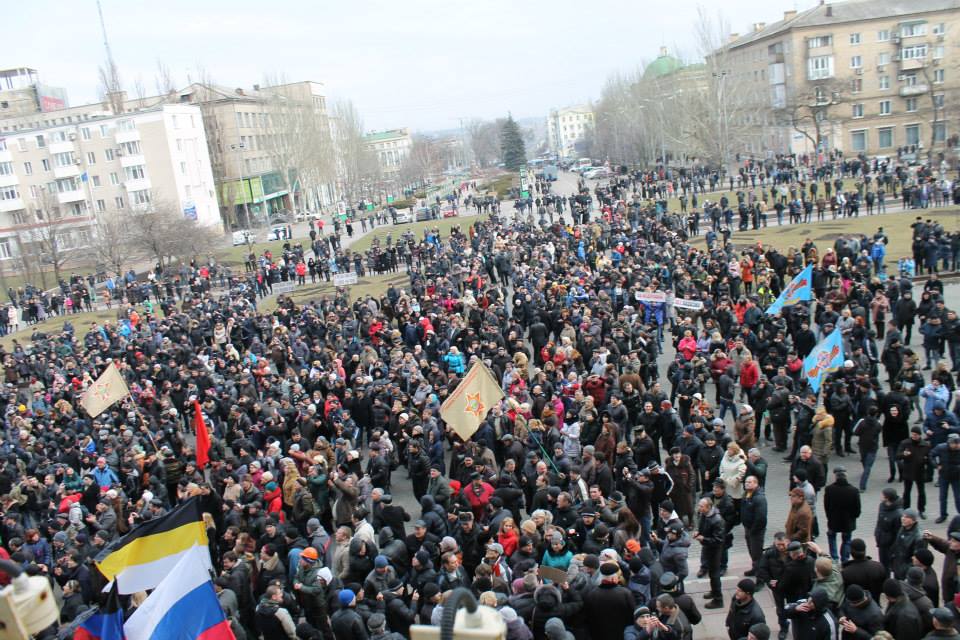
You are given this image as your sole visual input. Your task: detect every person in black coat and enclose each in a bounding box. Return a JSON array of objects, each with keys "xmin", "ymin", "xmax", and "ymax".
[
  {"xmin": 842, "ymin": 538, "xmax": 888, "ymax": 604},
  {"xmin": 582, "ymin": 564, "xmax": 636, "ymax": 640},
  {"xmin": 695, "ymin": 497, "xmax": 727, "ymax": 608},
  {"xmin": 824, "ymin": 467, "xmax": 862, "ymax": 563},
  {"xmin": 530, "ymin": 582, "xmax": 583, "ymax": 640},
  {"xmin": 898, "ymin": 428, "xmax": 931, "ymax": 517},
  {"xmin": 784, "ymin": 587, "xmax": 839, "ymax": 640},
  {"xmin": 838, "ymin": 584, "xmax": 884, "ymax": 639},
  {"xmin": 380, "ymin": 580, "xmax": 417, "ymax": 638},
  {"xmin": 330, "ymin": 589, "xmax": 369, "ymax": 640},
  {"xmin": 882, "ymin": 578, "xmax": 924, "ymax": 640},
  {"xmin": 853, "ymin": 407, "xmax": 882, "ymax": 491},
  {"xmin": 875, "ymin": 488, "xmax": 904, "ymax": 573},
  {"xmin": 882, "ymin": 387, "xmax": 911, "ymax": 481},
  {"xmin": 725, "ymin": 578, "xmax": 766, "ymax": 640}
]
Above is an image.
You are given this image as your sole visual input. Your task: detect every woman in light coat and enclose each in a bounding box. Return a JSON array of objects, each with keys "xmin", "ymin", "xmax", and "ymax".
[{"xmin": 718, "ymin": 442, "xmax": 748, "ymax": 500}]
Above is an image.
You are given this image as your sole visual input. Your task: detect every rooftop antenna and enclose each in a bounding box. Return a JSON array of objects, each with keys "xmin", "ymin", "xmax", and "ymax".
[{"xmin": 96, "ymin": 0, "xmax": 123, "ymax": 111}]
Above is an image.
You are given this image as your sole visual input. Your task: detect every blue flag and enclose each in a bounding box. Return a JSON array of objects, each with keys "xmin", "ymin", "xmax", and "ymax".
[
  {"xmin": 803, "ymin": 329, "xmax": 844, "ymax": 394},
  {"xmin": 766, "ymin": 264, "xmax": 813, "ymax": 315},
  {"xmin": 60, "ymin": 582, "xmax": 125, "ymax": 640}
]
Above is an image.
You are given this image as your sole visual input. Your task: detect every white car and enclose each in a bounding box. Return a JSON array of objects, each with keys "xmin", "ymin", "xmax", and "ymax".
[
  {"xmin": 584, "ymin": 168, "xmax": 611, "ymax": 179},
  {"xmin": 394, "ymin": 209, "xmax": 413, "ymax": 224},
  {"xmin": 232, "ymin": 230, "xmax": 253, "ymax": 246}
]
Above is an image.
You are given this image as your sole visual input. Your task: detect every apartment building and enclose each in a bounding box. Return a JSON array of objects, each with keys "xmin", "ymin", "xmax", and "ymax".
[
  {"xmin": 0, "ymin": 104, "xmax": 219, "ymax": 264},
  {"xmin": 0, "ymin": 67, "xmax": 68, "ymax": 118},
  {"xmin": 547, "ymin": 106, "xmax": 595, "ymax": 158},
  {"xmin": 716, "ymin": 0, "xmax": 959, "ymax": 160},
  {"xmin": 364, "ymin": 128, "xmax": 412, "ymax": 174}
]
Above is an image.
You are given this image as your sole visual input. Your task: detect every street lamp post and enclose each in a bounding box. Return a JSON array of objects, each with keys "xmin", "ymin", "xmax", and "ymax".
[{"xmin": 230, "ymin": 142, "xmax": 252, "ymax": 227}]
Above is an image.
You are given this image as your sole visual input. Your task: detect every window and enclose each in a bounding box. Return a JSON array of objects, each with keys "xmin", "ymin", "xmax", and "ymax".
[
  {"xmin": 934, "ymin": 122, "xmax": 947, "ymax": 142},
  {"xmin": 114, "ymin": 196, "xmax": 124, "ymax": 209},
  {"xmin": 92, "ymin": 175, "xmax": 101, "ymax": 187},
  {"xmin": 130, "ymin": 190, "xmax": 151, "ymax": 206},
  {"xmin": 109, "ymin": 172, "xmax": 119, "ymax": 185},
  {"xmin": 878, "ymin": 127, "xmax": 894, "ymax": 148},
  {"xmin": 29, "ymin": 185, "xmax": 40, "ymax": 198},
  {"xmin": 849, "ymin": 32, "xmax": 861, "ymax": 45},
  {"xmin": 0, "ymin": 239, "xmax": 11, "ymax": 259},
  {"xmin": 100, "ymin": 124, "xmax": 110, "ymax": 137},
  {"xmin": 81, "ymin": 127, "xmax": 91, "ymax": 140},
  {"xmin": 934, "ymin": 22, "xmax": 946, "ymax": 36},
  {"xmin": 56, "ymin": 177, "xmax": 78, "ymax": 193},
  {"xmin": 235, "ymin": 112, "xmax": 243, "ymax": 128},
  {"xmin": 901, "ymin": 22, "xmax": 927, "ymax": 38},
  {"xmin": 17, "ymin": 139, "xmax": 26, "ymax": 151},
  {"xmin": 904, "ymin": 124, "xmax": 920, "ymax": 146},
  {"xmin": 850, "ymin": 55, "xmax": 862, "ymax": 68},
  {"xmin": 96, "ymin": 199, "xmax": 106, "ymax": 213},
  {"xmin": 86, "ymin": 151, "xmax": 96, "ymax": 165},
  {"xmin": 935, "ymin": 69, "xmax": 945, "ymax": 84},
  {"xmin": 41, "ymin": 159, "xmax": 50, "ymax": 171},
  {"xmin": 879, "ymin": 100, "xmax": 892, "ymax": 115},
  {"xmin": 10, "ymin": 211, "xmax": 25, "ymax": 225},
  {"xmin": 180, "ymin": 161, "xmax": 187, "ymax": 174},
  {"xmin": 904, "ymin": 73, "xmax": 918, "ymax": 87},
  {"xmin": 877, "ymin": 29, "xmax": 890, "ymax": 41},
  {"xmin": 120, "ymin": 140, "xmax": 141, "ymax": 155},
  {"xmin": 22, "ymin": 161, "xmax": 32, "ymax": 175},
  {"xmin": 808, "ymin": 55, "xmax": 834, "ymax": 80},
  {"xmin": 0, "ymin": 186, "xmax": 19, "ymax": 201},
  {"xmin": 124, "ymin": 165, "xmax": 146, "ymax": 181},
  {"xmin": 935, "ymin": 94, "xmax": 945, "ymax": 108},
  {"xmin": 808, "ymin": 35, "xmax": 832, "ymax": 49},
  {"xmin": 878, "ymin": 52, "xmax": 890, "ymax": 66},
  {"xmin": 851, "ymin": 130, "xmax": 867, "ymax": 152},
  {"xmin": 0, "ymin": 140, "xmax": 5, "ymax": 152},
  {"xmin": 0, "ymin": 162, "xmax": 12, "ymax": 176},
  {"xmin": 934, "ymin": 46, "xmax": 945, "ymax": 60},
  {"xmin": 54, "ymin": 152, "xmax": 76, "ymax": 168},
  {"xmin": 906, "ymin": 98, "xmax": 918, "ymax": 112},
  {"xmin": 852, "ymin": 103, "xmax": 864, "ymax": 118},
  {"xmin": 850, "ymin": 78, "xmax": 862, "ymax": 93},
  {"xmin": 901, "ymin": 44, "xmax": 928, "ymax": 60},
  {"xmin": 104, "ymin": 149, "xmax": 114, "ymax": 161},
  {"xmin": 35, "ymin": 135, "xmax": 45, "ymax": 148}
]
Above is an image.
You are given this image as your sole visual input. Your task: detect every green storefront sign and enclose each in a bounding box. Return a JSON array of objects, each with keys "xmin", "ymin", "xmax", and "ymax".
[{"xmin": 220, "ymin": 177, "xmax": 264, "ymax": 206}]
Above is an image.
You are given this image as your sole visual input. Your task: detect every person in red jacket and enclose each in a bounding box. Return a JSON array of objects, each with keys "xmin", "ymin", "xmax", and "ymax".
[
  {"xmin": 462, "ymin": 473, "xmax": 494, "ymax": 521},
  {"xmin": 739, "ymin": 354, "xmax": 760, "ymax": 402}
]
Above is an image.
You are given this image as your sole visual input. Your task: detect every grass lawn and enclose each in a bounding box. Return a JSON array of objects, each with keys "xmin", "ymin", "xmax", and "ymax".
[
  {"xmin": 0, "ymin": 306, "xmax": 124, "ymax": 351},
  {"xmin": 258, "ymin": 272, "xmax": 411, "ymax": 313},
  {"xmin": 694, "ymin": 206, "xmax": 960, "ymax": 270}
]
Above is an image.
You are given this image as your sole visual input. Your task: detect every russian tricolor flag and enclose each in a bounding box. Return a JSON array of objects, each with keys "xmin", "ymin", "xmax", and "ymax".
[{"xmin": 124, "ymin": 546, "xmax": 234, "ymax": 640}]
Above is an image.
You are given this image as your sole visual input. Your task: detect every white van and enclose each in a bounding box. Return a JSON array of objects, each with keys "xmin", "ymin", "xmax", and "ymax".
[{"xmin": 232, "ymin": 230, "xmax": 253, "ymax": 246}]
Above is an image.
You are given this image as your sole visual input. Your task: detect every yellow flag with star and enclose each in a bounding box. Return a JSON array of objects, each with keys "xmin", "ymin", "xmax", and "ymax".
[
  {"xmin": 81, "ymin": 362, "xmax": 131, "ymax": 418},
  {"xmin": 440, "ymin": 361, "xmax": 505, "ymax": 441}
]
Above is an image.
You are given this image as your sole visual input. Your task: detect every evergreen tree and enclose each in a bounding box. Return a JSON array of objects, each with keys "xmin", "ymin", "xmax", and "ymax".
[{"xmin": 499, "ymin": 115, "xmax": 527, "ymax": 171}]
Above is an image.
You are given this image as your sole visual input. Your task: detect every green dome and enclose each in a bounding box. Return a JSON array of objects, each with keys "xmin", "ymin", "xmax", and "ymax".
[{"xmin": 644, "ymin": 52, "xmax": 684, "ymax": 80}]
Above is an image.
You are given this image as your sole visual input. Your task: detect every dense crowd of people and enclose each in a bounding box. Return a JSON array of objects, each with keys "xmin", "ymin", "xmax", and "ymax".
[{"xmin": 0, "ymin": 157, "xmax": 959, "ymax": 640}]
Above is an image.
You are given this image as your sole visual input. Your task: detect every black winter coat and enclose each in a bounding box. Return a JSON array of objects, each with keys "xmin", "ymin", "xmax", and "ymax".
[
  {"xmin": 824, "ymin": 478, "xmax": 862, "ymax": 533},
  {"xmin": 875, "ymin": 499, "xmax": 903, "ymax": 549},
  {"xmin": 582, "ymin": 583, "xmax": 636, "ymax": 640},
  {"xmin": 841, "ymin": 556, "xmax": 888, "ymax": 603},
  {"xmin": 725, "ymin": 597, "xmax": 766, "ymax": 639}
]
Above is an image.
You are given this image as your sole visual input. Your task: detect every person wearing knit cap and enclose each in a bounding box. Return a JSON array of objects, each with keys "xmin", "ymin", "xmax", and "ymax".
[
  {"xmin": 890, "ymin": 507, "xmax": 925, "ymax": 580},
  {"xmin": 583, "ymin": 559, "xmax": 637, "ymax": 640},
  {"xmin": 883, "ymin": 577, "xmax": 924, "ymax": 639},
  {"xmin": 903, "ymin": 566, "xmax": 935, "ymax": 631},
  {"xmin": 838, "ymin": 583, "xmax": 884, "ymax": 638},
  {"xmin": 543, "ymin": 617, "xmax": 574, "ymax": 640},
  {"xmin": 330, "ymin": 589, "xmax": 365, "ymax": 640},
  {"xmin": 726, "ymin": 578, "xmax": 765, "ymax": 640},
  {"xmin": 745, "ymin": 622, "xmax": 771, "ymax": 640}
]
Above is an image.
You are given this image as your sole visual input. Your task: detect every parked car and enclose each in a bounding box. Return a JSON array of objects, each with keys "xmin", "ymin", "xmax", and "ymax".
[
  {"xmin": 441, "ymin": 205, "xmax": 458, "ymax": 218},
  {"xmin": 394, "ymin": 209, "xmax": 413, "ymax": 224},
  {"xmin": 584, "ymin": 167, "xmax": 611, "ymax": 180},
  {"xmin": 232, "ymin": 230, "xmax": 253, "ymax": 246},
  {"xmin": 415, "ymin": 207, "xmax": 433, "ymax": 222}
]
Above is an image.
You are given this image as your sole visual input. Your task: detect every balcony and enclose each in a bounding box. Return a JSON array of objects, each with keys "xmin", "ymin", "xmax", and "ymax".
[
  {"xmin": 900, "ymin": 58, "xmax": 925, "ymax": 71},
  {"xmin": 115, "ymin": 129, "xmax": 141, "ymax": 145},
  {"xmin": 48, "ymin": 140, "xmax": 75, "ymax": 155},
  {"xmin": 57, "ymin": 189, "xmax": 86, "ymax": 204},
  {"xmin": 119, "ymin": 153, "xmax": 145, "ymax": 168},
  {"xmin": 0, "ymin": 198, "xmax": 23, "ymax": 213},
  {"xmin": 53, "ymin": 163, "xmax": 81, "ymax": 179},
  {"xmin": 0, "ymin": 150, "xmax": 11, "ymax": 163},
  {"xmin": 124, "ymin": 178, "xmax": 152, "ymax": 192},
  {"xmin": 900, "ymin": 84, "xmax": 930, "ymax": 97},
  {"xmin": 0, "ymin": 173, "xmax": 18, "ymax": 189}
]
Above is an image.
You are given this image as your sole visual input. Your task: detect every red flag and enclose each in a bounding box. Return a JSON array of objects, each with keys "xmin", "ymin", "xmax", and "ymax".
[{"xmin": 193, "ymin": 400, "xmax": 210, "ymax": 470}]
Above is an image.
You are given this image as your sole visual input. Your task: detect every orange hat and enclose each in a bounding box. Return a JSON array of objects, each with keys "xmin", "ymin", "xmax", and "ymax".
[
  {"xmin": 625, "ymin": 539, "xmax": 642, "ymax": 554},
  {"xmin": 301, "ymin": 547, "xmax": 318, "ymax": 562}
]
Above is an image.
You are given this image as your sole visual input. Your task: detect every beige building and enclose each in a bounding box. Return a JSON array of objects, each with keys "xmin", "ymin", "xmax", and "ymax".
[
  {"xmin": 0, "ymin": 103, "xmax": 219, "ymax": 266},
  {"xmin": 0, "ymin": 68, "xmax": 68, "ymax": 118},
  {"xmin": 364, "ymin": 128, "xmax": 412, "ymax": 174},
  {"xmin": 547, "ymin": 106, "xmax": 594, "ymax": 158},
  {"xmin": 716, "ymin": 0, "xmax": 959, "ymax": 160}
]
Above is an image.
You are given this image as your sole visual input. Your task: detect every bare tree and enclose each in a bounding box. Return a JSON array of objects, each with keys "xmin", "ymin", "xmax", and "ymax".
[
  {"xmin": 400, "ymin": 134, "xmax": 444, "ymax": 186},
  {"xmin": 31, "ymin": 189, "xmax": 79, "ymax": 284},
  {"xmin": 92, "ymin": 207, "xmax": 137, "ymax": 276},
  {"xmin": 332, "ymin": 100, "xmax": 380, "ymax": 205},
  {"xmin": 466, "ymin": 119, "xmax": 501, "ymax": 167},
  {"xmin": 97, "ymin": 61, "xmax": 124, "ymax": 114},
  {"xmin": 155, "ymin": 60, "xmax": 176, "ymax": 99},
  {"xmin": 127, "ymin": 197, "xmax": 219, "ymax": 270},
  {"xmin": 779, "ymin": 79, "xmax": 846, "ymax": 163}
]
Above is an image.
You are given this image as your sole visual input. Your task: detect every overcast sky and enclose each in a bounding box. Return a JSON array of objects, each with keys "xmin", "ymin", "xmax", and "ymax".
[{"xmin": 8, "ymin": 0, "xmax": 810, "ymax": 132}]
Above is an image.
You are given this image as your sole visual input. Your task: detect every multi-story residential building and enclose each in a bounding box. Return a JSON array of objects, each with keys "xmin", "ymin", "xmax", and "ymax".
[
  {"xmin": 715, "ymin": 0, "xmax": 959, "ymax": 160},
  {"xmin": 547, "ymin": 106, "xmax": 595, "ymax": 158},
  {"xmin": 364, "ymin": 128, "xmax": 412, "ymax": 174},
  {"xmin": 0, "ymin": 103, "xmax": 219, "ymax": 265}
]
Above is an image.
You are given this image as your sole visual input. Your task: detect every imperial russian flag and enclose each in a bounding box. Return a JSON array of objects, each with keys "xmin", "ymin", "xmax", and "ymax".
[
  {"xmin": 95, "ymin": 496, "xmax": 210, "ymax": 594},
  {"xmin": 124, "ymin": 546, "xmax": 234, "ymax": 640}
]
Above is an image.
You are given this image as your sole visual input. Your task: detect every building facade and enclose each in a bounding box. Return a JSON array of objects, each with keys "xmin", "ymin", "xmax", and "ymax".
[
  {"xmin": 547, "ymin": 106, "xmax": 594, "ymax": 158},
  {"xmin": 0, "ymin": 68, "xmax": 68, "ymax": 118},
  {"xmin": 716, "ymin": 0, "xmax": 959, "ymax": 161},
  {"xmin": 0, "ymin": 104, "xmax": 219, "ymax": 265},
  {"xmin": 364, "ymin": 129, "xmax": 412, "ymax": 174}
]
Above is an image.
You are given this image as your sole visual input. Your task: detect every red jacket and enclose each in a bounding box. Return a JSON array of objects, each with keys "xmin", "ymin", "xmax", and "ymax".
[
  {"xmin": 740, "ymin": 361, "xmax": 760, "ymax": 389},
  {"xmin": 462, "ymin": 481, "xmax": 495, "ymax": 520}
]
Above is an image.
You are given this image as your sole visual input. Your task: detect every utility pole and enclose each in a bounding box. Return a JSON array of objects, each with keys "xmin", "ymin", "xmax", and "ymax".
[{"xmin": 96, "ymin": 0, "xmax": 123, "ymax": 112}]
